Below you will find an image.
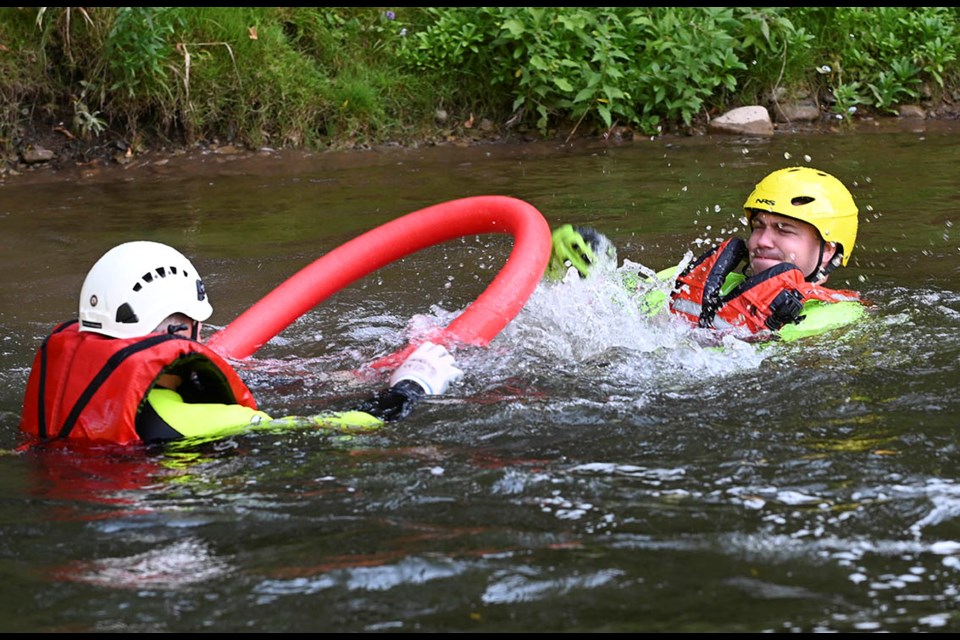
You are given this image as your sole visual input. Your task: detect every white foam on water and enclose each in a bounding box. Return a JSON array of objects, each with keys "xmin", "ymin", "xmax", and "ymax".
[{"xmin": 489, "ymin": 258, "xmax": 771, "ymax": 394}]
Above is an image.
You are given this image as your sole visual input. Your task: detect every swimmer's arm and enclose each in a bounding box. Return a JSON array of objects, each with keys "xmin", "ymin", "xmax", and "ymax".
[
  {"xmin": 148, "ymin": 379, "xmax": 428, "ymax": 441},
  {"xmin": 147, "ymin": 387, "xmax": 386, "ymax": 442},
  {"xmin": 264, "ymin": 380, "xmax": 427, "ymax": 433},
  {"xmin": 620, "ymin": 266, "xmax": 677, "ymax": 315},
  {"xmin": 145, "ymin": 387, "xmax": 274, "ymax": 440}
]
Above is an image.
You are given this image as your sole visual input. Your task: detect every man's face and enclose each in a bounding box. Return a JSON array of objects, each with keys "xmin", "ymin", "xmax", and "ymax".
[{"xmin": 747, "ymin": 211, "xmax": 828, "ymax": 278}]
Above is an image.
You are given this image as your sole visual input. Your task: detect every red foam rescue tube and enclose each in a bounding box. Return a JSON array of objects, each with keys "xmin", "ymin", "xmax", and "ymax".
[{"xmin": 206, "ymin": 195, "xmax": 552, "ymax": 366}]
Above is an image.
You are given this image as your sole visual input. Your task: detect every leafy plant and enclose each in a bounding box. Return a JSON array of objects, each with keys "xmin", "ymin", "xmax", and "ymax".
[
  {"xmin": 867, "ymin": 58, "xmax": 921, "ymax": 113},
  {"xmin": 71, "ymin": 80, "xmax": 107, "ymax": 139},
  {"xmin": 830, "ymin": 80, "xmax": 867, "ymax": 123},
  {"xmin": 105, "ymin": 7, "xmax": 180, "ymax": 99}
]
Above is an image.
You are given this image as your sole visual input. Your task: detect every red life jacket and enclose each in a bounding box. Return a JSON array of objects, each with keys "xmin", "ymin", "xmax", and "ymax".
[
  {"xmin": 669, "ymin": 237, "xmax": 861, "ymax": 334},
  {"xmin": 19, "ymin": 320, "xmax": 258, "ymax": 446}
]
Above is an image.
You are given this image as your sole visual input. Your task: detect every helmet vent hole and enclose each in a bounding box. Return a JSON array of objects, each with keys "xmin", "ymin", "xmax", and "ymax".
[
  {"xmin": 115, "ymin": 302, "xmax": 139, "ymax": 324},
  {"xmin": 142, "ymin": 272, "xmax": 153, "ymax": 284},
  {"xmin": 791, "ymin": 196, "xmax": 815, "ymax": 206},
  {"xmin": 133, "ymin": 283, "xmax": 142, "ymax": 292},
  {"xmin": 156, "ymin": 267, "xmax": 167, "ymax": 278}
]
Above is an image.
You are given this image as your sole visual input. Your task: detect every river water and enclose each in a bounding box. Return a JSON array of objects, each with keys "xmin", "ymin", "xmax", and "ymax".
[{"xmin": 1, "ymin": 120, "xmax": 958, "ymax": 632}]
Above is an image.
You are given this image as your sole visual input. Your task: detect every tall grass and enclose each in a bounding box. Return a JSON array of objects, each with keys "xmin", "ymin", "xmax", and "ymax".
[{"xmin": 2, "ymin": 7, "xmax": 959, "ymax": 152}]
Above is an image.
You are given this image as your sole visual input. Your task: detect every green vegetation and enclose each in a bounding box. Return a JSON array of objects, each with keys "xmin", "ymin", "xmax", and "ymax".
[{"xmin": 2, "ymin": 7, "xmax": 959, "ymax": 156}]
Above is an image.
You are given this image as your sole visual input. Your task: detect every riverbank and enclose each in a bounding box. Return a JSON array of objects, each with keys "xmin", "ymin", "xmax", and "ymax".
[
  {"xmin": 4, "ymin": 109, "xmax": 960, "ymax": 190},
  {"xmin": 7, "ymin": 7, "xmax": 960, "ymax": 191}
]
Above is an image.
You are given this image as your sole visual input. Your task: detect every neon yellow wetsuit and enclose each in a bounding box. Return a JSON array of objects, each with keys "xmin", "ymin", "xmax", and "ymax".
[
  {"xmin": 138, "ymin": 379, "xmax": 424, "ymax": 443},
  {"xmin": 142, "ymin": 387, "xmax": 383, "ymax": 441}
]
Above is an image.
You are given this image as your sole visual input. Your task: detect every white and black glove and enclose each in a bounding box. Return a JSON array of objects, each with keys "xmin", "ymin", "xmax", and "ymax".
[
  {"xmin": 389, "ymin": 341, "xmax": 463, "ymax": 395},
  {"xmin": 354, "ymin": 341, "xmax": 463, "ymax": 422}
]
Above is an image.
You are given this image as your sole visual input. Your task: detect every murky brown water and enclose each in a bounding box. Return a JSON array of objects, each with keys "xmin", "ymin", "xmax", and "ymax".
[{"xmin": 1, "ymin": 119, "xmax": 959, "ymax": 632}]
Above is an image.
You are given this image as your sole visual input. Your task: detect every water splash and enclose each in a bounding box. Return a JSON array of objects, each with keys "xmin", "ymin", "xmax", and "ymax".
[{"xmin": 493, "ymin": 260, "xmax": 770, "ymax": 391}]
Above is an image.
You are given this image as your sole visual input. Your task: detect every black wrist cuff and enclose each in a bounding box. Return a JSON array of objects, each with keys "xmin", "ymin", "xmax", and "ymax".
[{"xmin": 353, "ymin": 379, "xmax": 427, "ymax": 422}]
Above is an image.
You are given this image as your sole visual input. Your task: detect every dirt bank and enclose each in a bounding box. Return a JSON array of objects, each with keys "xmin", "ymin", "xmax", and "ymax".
[{"xmin": 4, "ymin": 111, "xmax": 960, "ymax": 189}]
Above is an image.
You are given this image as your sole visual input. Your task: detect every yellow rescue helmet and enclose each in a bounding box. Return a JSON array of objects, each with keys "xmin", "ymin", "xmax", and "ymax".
[{"xmin": 743, "ymin": 167, "xmax": 859, "ymax": 266}]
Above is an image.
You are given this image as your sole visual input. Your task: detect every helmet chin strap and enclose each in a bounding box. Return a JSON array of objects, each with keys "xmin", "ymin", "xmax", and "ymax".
[
  {"xmin": 165, "ymin": 320, "xmax": 200, "ymax": 341},
  {"xmin": 808, "ymin": 240, "xmax": 841, "ymax": 283}
]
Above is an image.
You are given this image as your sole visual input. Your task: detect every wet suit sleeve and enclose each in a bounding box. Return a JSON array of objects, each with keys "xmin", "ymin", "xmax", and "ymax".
[
  {"xmin": 138, "ymin": 388, "xmax": 274, "ymax": 442},
  {"xmin": 256, "ymin": 381, "xmax": 427, "ymax": 435},
  {"xmin": 140, "ymin": 380, "xmax": 427, "ymax": 444},
  {"xmin": 621, "ymin": 266, "xmax": 678, "ymax": 316}
]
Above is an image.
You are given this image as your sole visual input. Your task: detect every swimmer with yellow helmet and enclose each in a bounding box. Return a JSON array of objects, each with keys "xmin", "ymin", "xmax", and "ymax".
[{"xmin": 547, "ymin": 167, "xmax": 865, "ymax": 340}]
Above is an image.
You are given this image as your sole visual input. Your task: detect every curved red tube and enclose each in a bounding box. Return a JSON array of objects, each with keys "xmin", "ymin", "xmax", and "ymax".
[{"xmin": 206, "ymin": 195, "xmax": 552, "ymax": 368}]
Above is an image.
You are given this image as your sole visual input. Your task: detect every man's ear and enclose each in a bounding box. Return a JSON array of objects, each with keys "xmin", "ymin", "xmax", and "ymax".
[{"xmin": 822, "ymin": 241, "xmax": 839, "ymax": 267}]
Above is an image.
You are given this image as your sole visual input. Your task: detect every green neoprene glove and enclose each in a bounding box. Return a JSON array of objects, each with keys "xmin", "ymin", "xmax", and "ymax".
[{"xmin": 546, "ymin": 224, "xmax": 618, "ymax": 281}]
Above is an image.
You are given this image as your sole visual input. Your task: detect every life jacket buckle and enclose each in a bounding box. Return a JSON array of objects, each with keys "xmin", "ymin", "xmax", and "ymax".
[{"xmin": 766, "ymin": 288, "xmax": 805, "ymax": 330}]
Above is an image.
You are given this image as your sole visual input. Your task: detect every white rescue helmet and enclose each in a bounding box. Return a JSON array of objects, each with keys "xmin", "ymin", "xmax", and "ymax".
[{"xmin": 79, "ymin": 241, "xmax": 213, "ymax": 339}]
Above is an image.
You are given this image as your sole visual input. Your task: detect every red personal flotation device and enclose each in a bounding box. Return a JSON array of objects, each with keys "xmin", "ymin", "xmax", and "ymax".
[
  {"xmin": 20, "ymin": 320, "xmax": 257, "ymax": 446},
  {"xmin": 670, "ymin": 238, "xmax": 860, "ymax": 334}
]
